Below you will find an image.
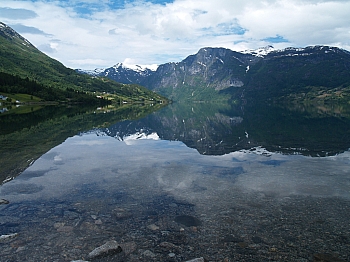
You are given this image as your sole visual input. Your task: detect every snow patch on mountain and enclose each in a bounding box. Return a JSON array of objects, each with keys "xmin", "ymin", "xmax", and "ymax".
[
  {"xmin": 242, "ymin": 45, "xmax": 275, "ymax": 57},
  {"xmin": 241, "ymin": 45, "xmax": 345, "ymax": 58},
  {"xmin": 81, "ymin": 68, "xmax": 105, "ymax": 76},
  {"xmin": 112, "ymin": 62, "xmax": 158, "ymax": 73},
  {"xmin": 124, "ymin": 63, "xmax": 158, "ymax": 72},
  {"xmin": 77, "ymin": 63, "xmax": 158, "ymax": 77}
]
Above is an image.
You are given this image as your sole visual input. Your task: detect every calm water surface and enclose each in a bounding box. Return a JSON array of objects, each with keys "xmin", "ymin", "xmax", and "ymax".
[{"xmin": 1, "ymin": 103, "xmax": 350, "ymax": 261}]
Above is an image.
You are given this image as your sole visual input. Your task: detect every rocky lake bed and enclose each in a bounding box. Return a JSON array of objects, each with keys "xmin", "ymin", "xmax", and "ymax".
[{"xmin": 1, "ymin": 186, "xmax": 349, "ymax": 261}]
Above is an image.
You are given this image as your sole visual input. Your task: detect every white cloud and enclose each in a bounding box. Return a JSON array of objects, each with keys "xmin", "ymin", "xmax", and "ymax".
[{"xmin": 0, "ymin": 0, "xmax": 349, "ymax": 69}]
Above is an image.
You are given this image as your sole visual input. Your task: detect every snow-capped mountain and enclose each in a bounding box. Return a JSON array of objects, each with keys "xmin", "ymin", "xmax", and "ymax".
[
  {"xmin": 76, "ymin": 68, "xmax": 106, "ymax": 76},
  {"xmin": 76, "ymin": 63, "xmax": 157, "ymax": 85},
  {"xmin": 77, "ymin": 45, "xmax": 350, "ymax": 102}
]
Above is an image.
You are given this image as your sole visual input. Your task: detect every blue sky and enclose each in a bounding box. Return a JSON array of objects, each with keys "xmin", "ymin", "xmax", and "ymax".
[{"xmin": 1, "ymin": 0, "xmax": 350, "ymax": 69}]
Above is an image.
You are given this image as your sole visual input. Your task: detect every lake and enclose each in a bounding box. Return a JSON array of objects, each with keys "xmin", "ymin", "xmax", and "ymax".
[{"xmin": 1, "ymin": 102, "xmax": 350, "ymax": 261}]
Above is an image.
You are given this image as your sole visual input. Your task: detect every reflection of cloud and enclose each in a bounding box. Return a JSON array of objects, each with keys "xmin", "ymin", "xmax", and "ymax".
[
  {"xmin": 54, "ymin": 155, "xmax": 62, "ymax": 161},
  {"xmin": 0, "ymin": 7, "xmax": 37, "ymax": 19},
  {"xmin": 1, "ymin": 183, "xmax": 44, "ymax": 195},
  {"xmin": 234, "ymin": 153, "xmax": 350, "ymax": 198},
  {"xmin": 1, "ymin": 132, "xmax": 350, "ymax": 207},
  {"xmin": 73, "ymin": 140, "xmax": 108, "ymax": 146}
]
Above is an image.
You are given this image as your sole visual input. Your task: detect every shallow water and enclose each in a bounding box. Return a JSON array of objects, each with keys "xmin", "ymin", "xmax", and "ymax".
[{"xmin": 1, "ymin": 103, "xmax": 350, "ymax": 261}]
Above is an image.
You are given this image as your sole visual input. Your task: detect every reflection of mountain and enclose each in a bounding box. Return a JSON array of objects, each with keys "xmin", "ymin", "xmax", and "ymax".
[
  {"xmin": 101, "ymin": 102, "xmax": 350, "ymax": 157},
  {"xmin": 101, "ymin": 102, "xmax": 248, "ymax": 155},
  {"xmin": 0, "ymin": 104, "xmax": 165, "ymax": 184}
]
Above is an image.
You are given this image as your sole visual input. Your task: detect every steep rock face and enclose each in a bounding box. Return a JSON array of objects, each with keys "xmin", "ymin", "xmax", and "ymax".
[{"xmin": 147, "ymin": 47, "xmax": 258, "ymax": 92}]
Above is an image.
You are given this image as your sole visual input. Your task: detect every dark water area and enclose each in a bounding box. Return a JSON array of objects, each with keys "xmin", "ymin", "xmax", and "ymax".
[{"xmin": 1, "ymin": 102, "xmax": 350, "ymax": 261}]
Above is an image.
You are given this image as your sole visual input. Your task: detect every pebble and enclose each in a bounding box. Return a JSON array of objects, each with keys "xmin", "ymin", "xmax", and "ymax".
[
  {"xmin": 16, "ymin": 246, "xmax": 26, "ymax": 253},
  {"xmin": 269, "ymin": 247, "xmax": 278, "ymax": 252},
  {"xmin": 114, "ymin": 208, "xmax": 132, "ymax": 219},
  {"xmin": 0, "ymin": 233, "xmax": 18, "ymax": 242},
  {"xmin": 57, "ymin": 226, "xmax": 74, "ymax": 233},
  {"xmin": 159, "ymin": 241, "xmax": 179, "ymax": 249},
  {"xmin": 185, "ymin": 258, "xmax": 205, "ymax": 262},
  {"xmin": 0, "ymin": 190, "xmax": 349, "ymax": 261},
  {"xmin": 143, "ymin": 250, "xmax": 156, "ymax": 258},
  {"xmin": 87, "ymin": 240, "xmax": 122, "ymax": 259},
  {"xmin": 147, "ymin": 224, "xmax": 159, "ymax": 230},
  {"xmin": 313, "ymin": 253, "xmax": 345, "ymax": 262},
  {"xmin": 0, "ymin": 199, "xmax": 9, "ymax": 205},
  {"xmin": 94, "ymin": 219, "xmax": 102, "ymax": 225},
  {"xmin": 120, "ymin": 242, "xmax": 136, "ymax": 256},
  {"xmin": 54, "ymin": 222, "xmax": 65, "ymax": 228}
]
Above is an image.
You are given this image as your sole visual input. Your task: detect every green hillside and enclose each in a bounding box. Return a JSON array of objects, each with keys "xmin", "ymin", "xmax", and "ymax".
[{"xmin": 0, "ymin": 22, "xmax": 167, "ymax": 104}]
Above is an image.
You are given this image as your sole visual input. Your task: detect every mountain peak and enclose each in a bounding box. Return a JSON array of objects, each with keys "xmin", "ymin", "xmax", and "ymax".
[
  {"xmin": 242, "ymin": 45, "xmax": 275, "ymax": 57},
  {"xmin": 112, "ymin": 62, "xmax": 158, "ymax": 72}
]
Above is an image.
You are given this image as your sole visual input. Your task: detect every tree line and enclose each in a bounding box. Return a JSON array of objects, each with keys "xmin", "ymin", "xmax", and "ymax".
[{"xmin": 0, "ymin": 71, "xmax": 110, "ymax": 105}]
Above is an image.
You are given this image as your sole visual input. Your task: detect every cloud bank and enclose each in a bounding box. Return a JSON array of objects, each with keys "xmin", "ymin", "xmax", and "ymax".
[{"xmin": 1, "ymin": 0, "xmax": 349, "ymax": 69}]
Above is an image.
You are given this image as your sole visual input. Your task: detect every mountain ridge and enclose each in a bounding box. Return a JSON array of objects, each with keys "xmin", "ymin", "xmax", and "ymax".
[{"xmin": 82, "ymin": 45, "xmax": 350, "ymax": 103}]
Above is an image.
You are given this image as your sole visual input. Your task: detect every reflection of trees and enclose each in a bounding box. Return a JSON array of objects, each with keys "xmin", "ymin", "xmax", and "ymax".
[{"xmin": 0, "ymin": 103, "xmax": 165, "ymax": 184}]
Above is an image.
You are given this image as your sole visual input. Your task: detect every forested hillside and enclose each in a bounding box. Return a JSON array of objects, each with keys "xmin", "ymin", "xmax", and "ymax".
[{"xmin": 0, "ymin": 22, "xmax": 167, "ymax": 104}]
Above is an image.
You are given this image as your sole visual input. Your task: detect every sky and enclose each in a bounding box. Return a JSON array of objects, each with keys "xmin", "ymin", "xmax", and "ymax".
[{"xmin": 1, "ymin": 0, "xmax": 350, "ymax": 69}]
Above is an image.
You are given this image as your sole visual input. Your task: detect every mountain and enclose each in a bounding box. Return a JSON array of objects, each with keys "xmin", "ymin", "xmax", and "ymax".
[
  {"xmin": 84, "ymin": 45, "xmax": 350, "ymax": 104},
  {"xmin": 0, "ymin": 22, "xmax": 167, "ymax": 104},
  {"xmin": 77, "ymin": 63, "xmax": 156, "ymax": 85}
]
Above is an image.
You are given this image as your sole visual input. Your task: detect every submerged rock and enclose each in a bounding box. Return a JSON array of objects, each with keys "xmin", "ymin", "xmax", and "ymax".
[
  {"xmin": 120, "ymin": 242, "xmax": 136, "ymax": 256},
  {"xmin": 87, "ymin": 240, "xmax": 122, "ymax": 259},
  {"xmin": 143, "ymin": 250, "xmax": 156, "ymax": 258},
  {"xmin": 113, "ymin": 208, "xmax": 133, "ymax": 220},
  {"xmin": 313, "ymin": 253, "xmax": 345, "ymax": 262},
  {"xmin": 174, "ymin": 215, "xmax": 201, "ymax": 227},
  {"xmin": 185, "ymin": 258, "xmax": 205, "ymax": 262},
  {"xmin": 0, "ymin": 199, "xmax": 9, "ymax": 205},
  {"xmin": 147, "ymin": 224, "xmax": 159, "ymax": 230},
  {"xmin": 0, "ymin": 233, "xmax": 18, "ymax": 242}
]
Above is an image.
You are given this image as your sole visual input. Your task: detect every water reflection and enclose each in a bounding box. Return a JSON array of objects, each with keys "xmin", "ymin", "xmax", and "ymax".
[
  {"xmin": 5, "ymin": 132, "xmax": 349, "ymax": 200},
  {"xmin": 0, "ymin": 103, "xmax": 165, "ymax": 183},
  {"xmin": 1, "ymin": 102, "xmax": 350, "ymax": 261},
  {"xmin": 101, "ymin": 102, "xmax": 350, "ymax": 156},
  {"xmin": 1, "ymin": 131, "xmax": 350, "ymax": 261}
]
